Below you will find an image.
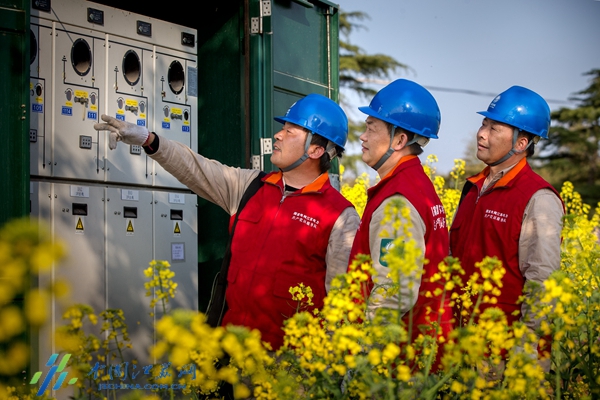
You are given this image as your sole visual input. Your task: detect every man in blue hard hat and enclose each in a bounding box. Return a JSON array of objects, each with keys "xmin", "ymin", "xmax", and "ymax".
[
  {"xmin": 450, "ymin": 86, "xmax": 565, "ymax": 375},
  {"xmin": 95, "ymin": 94, "xmax": 360, "ymax": 350},
  {"xmin": 348, "ymin": 79, "xmax": 452, "ymax": 370}
]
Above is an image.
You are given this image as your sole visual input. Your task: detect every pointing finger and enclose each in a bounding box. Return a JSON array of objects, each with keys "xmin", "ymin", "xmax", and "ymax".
[
  {"xmin": 108, "ymin": 132, "xmax": 120, "ymax": 150},
  {"xmin": 94, "ymin": 122, "xmax": 118, "ymax": 132}
]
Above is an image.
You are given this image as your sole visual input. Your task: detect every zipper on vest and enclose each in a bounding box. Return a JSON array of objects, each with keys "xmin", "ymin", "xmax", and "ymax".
[
  {"xmin": 280, "ymin": 194, "xmax": 286, "ymax": 204},
  {"xmin": 476, "ymin": 184, "xmax": 504, "ymax": 204},
  {"xmin": 475, "ymin": 186, "xmax": 494, "ymax": 204}
]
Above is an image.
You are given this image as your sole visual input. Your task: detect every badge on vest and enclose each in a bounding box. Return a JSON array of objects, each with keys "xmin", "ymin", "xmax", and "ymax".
[{"xmin": 379, "ymin": 238, "xmax": 395, "ymax": 267}]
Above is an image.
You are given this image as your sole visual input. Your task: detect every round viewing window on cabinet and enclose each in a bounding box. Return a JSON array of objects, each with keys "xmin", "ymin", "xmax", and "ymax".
[
  {"xmin": 168, "ymin": 60, "xmax": 185, "ymax": 95},
  {"xmin": 122, "ymin": 50, "xmax": 141, "ymax": 86},
  {"xmin": 30, "ymin": 29, "xmax": 37, "ymax": 65},
  {"xmin": 71, "ymin": 38, "xmax": 92, "ymax": 76}
]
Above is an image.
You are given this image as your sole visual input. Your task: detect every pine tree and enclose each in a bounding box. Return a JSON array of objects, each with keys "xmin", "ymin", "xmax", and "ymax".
[
  {"xmin": 536, "ymin": 69, "xmax": 600, "ymax": 207},
  {"xmin": 339, "ymin": 11, "xmax": 407, "ymax": 179}
]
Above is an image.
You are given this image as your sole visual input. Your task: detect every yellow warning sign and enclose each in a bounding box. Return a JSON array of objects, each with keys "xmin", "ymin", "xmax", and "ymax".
[
  {"xmin": 75, "ymin": 90, "xmax": 88, "ymax": 99},
  {"xmin": 174, "ymin": 222, "xmax": 181, "ymax": 235},
  {"xmin": 76, "ymin": 218, "xmax": 84, "ymax": 232},
  {"xmin": 126, "ymin": 220, "xmax": 134, "ymax": 235}
]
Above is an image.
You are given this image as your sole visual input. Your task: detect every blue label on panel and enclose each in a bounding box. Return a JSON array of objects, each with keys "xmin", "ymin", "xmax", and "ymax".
[
  {"xmin": 116, "ymin": 114, "xmax": 125, "ymax": 121},
  {"xmin": 182, "ymin": 125, "xmax": 190, "ymax": 133},
  {"xmin": 87, "ymin": 111, "xmax": 98, "ymax": 120},
  {"xmin": 61, "ymin": 106, "xmax": 72, "ymax": 116},
  {"xmin": 32, "ymin": 104, "xmax": 43, "ymax": 113},
  {"xmin": 137, "ymin": 119, "xmax": 146, "ymax": 126},
  {"xmin": 162, "ymin": 122, "xmax": 170, "ymax": 129}
]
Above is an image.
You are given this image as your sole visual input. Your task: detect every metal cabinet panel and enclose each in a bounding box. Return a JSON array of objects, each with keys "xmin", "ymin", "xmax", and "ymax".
[
  {"xmin": 30, "ymin": 181, "xmax": 107, "ymax": 383},
  {"xmin": 29, "ymin": 21, "xmax": 53, "ymax": 177},
  {"xmin": 153, "ymin": 51, "xmax": 198, "ymax": 189},
  {"xmin": 52, "ymin": 26, "xmax": 107, "ymax": 181},
  {"xmin": 106, "ymin": 187, "xmax": 154, "ymax": 364},
  {"xmin": 52, "ymin": 183, "xmax": 107, "ymax": 313},
  {"xmin": 28, "ymin": 0, "xmax": 200, "ymax": 372},
  {"xmin": 29, "ymin": 180, "xmax": 52, "ymax": 375},
  {"xmin": 104, "ymin": 39, "xmax": 154, "ymax": 186},
  {"xmin": 153, "ymin": 191, "xmax": 198, "ymax": 315}
]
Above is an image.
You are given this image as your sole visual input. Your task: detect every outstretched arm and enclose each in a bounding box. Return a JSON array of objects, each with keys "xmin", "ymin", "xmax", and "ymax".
[{"xmin": 95, "ymin": 114, "xmax": 260, "ymax": 215}]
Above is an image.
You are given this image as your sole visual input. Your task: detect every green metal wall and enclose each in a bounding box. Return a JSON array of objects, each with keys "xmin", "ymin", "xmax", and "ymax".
[
  {"xmin": 196, "ymin": 0, "xmax": 341, "ymax": 310},
  {"xmin": 256, "ymin": 0, "xmax": 341, "ymax": 172},
  {"xmin": 196, "ymin": 2, "xmax": 247, "ymax": 311},
  {"xmin": 0, "ymin": 0, "xmax": 30, "ymax": 226},
  {"xmin": 0, "ymin": 0, "xmax": 31, "ymax": 382},
  {"xmin": 270, "ymin": 0, "xmax": 340, "ymax": 174}
]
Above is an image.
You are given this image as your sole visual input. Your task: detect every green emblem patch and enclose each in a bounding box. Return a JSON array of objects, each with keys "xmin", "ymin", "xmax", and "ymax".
[{"xmin": 379, "ymin": 238, "xmax": 394, "ymax": 267}]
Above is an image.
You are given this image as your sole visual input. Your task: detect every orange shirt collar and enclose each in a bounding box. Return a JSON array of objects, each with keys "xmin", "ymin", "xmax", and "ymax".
[
  {"xmin": 264, "ymin": 170, "xmax": 329, "ymax": 193},
  {"xmin": 302, "ymin": 172, "xmax": 330, "ymax": 193},
  {"xmin": 495, "ymin": 157, "xmax": 527, "ymax": 187},
  {"xmin": 265, "ymin": 171, "xmax": 282, "ymax": 185},
  {"xmin": 381, "ymin": 154, "xmax": 418, "ymax": 181},
  {"xmin": 467, "ymin": 157, "xmax": 528, "ymax": 188}
]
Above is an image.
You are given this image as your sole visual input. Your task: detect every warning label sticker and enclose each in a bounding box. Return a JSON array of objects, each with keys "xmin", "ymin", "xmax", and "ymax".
[
  {"xmin": 126, "ymin": 220, "xmax": 134, "ymax": 236},
  {"xmin": 174, "ymin": 222, "xmax": 181, "ymax": 237},
  {"xmin": 75, "ymin": 217, "xmax": 84, "ymax": 234}
]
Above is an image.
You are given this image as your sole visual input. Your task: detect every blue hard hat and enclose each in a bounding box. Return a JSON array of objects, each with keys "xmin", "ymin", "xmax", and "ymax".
[
  {"xmin": 274, "ymin": 94, "xmax": 348, "ymax": 149},
  {"xmin": 477, "ymin": 86, "xmax": 550, "ymax": 139},
  {"xmin": 358, "ymin": 79, "xmax": 441, "ymax": 139}
]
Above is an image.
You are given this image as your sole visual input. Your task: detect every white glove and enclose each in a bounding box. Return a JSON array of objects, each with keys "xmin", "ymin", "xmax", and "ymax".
[{"xmin": 94, "ymin": 114, "xmax": 149, "ymax": 150}]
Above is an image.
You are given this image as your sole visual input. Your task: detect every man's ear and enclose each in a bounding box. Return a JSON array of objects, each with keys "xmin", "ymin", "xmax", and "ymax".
[
  {"xmin": 308, "ymin": 145, "xmax": 325, "ymax": 159},
  {"xmin": 515, "ymin": 135, "xmax": 530, "ymax": 152},
  {"xmin": 392, "ymin": 132, "xmax": 408, "ymax": 150}
]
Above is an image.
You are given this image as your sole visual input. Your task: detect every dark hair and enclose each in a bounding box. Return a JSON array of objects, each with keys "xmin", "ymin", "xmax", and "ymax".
[
  {"xmin": 307, "ymin": 130, "xmax": 344, "ymax": 173},
  {"xmin": 384, "ymin": 123, "xmax": 424, "ymax": 156}
]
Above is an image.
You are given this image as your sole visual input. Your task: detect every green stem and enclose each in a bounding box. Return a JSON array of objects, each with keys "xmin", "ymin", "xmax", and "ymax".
[
  {"xmin": 467, "ymin": 289, "xmax": 485, "ymax": 327},
  {"xmin": 111, "ymin": 319, "xmax": 125, "ymax": 362},
  {"xmin": 421, "ymin": 367, "xmax": 458, "ymax": 400},
  {"xmin": 424, "ymin": 288, "xmax": 448, "ymax": 378},
  {"xmin": 386, "ymin": 365, "xmax": 395, "ymax": 400},
  {"xmin": 156, "ymin": 269, "xmax": 168, "ymax": 315},
  {"xmin": 553, "ymin": 320, "xmax": 562, "ymax": 400}
]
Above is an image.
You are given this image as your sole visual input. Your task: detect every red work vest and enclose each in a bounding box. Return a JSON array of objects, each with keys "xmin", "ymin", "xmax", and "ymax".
[
  {"xmin": 222, "ymin": 171, "xmax": 353, "ymax": 349},
  {"xmin": 349, "ymin": 156, "xmax": 452, "ymax": 345},
  {"xmin": 450, "ymin": 159, "xmax": 562, "ymax": 326}
]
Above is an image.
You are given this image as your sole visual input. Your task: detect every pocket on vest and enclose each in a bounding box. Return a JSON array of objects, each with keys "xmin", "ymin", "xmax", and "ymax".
[{"xmin": 232, "ymin": 210, "xmax": 263, "ymax": 253}]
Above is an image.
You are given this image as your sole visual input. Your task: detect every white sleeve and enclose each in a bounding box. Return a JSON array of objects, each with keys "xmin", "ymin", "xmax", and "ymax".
[
  {"xmin": 519, "ymin": 188, "xmax": 564, "ymax": 333},
  {"xmin": 325, "ymin": 207, "xmax": 360, "ymax": 292},
  {"xmin": 366, "ymin": 195, "xmax": 426, "ymax": 319}
]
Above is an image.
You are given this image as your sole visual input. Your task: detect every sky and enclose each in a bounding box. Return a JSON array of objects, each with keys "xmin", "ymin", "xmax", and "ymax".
[{"xmin": 338, "ymin": 0, "xmax": 600, "ymax": 175}]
